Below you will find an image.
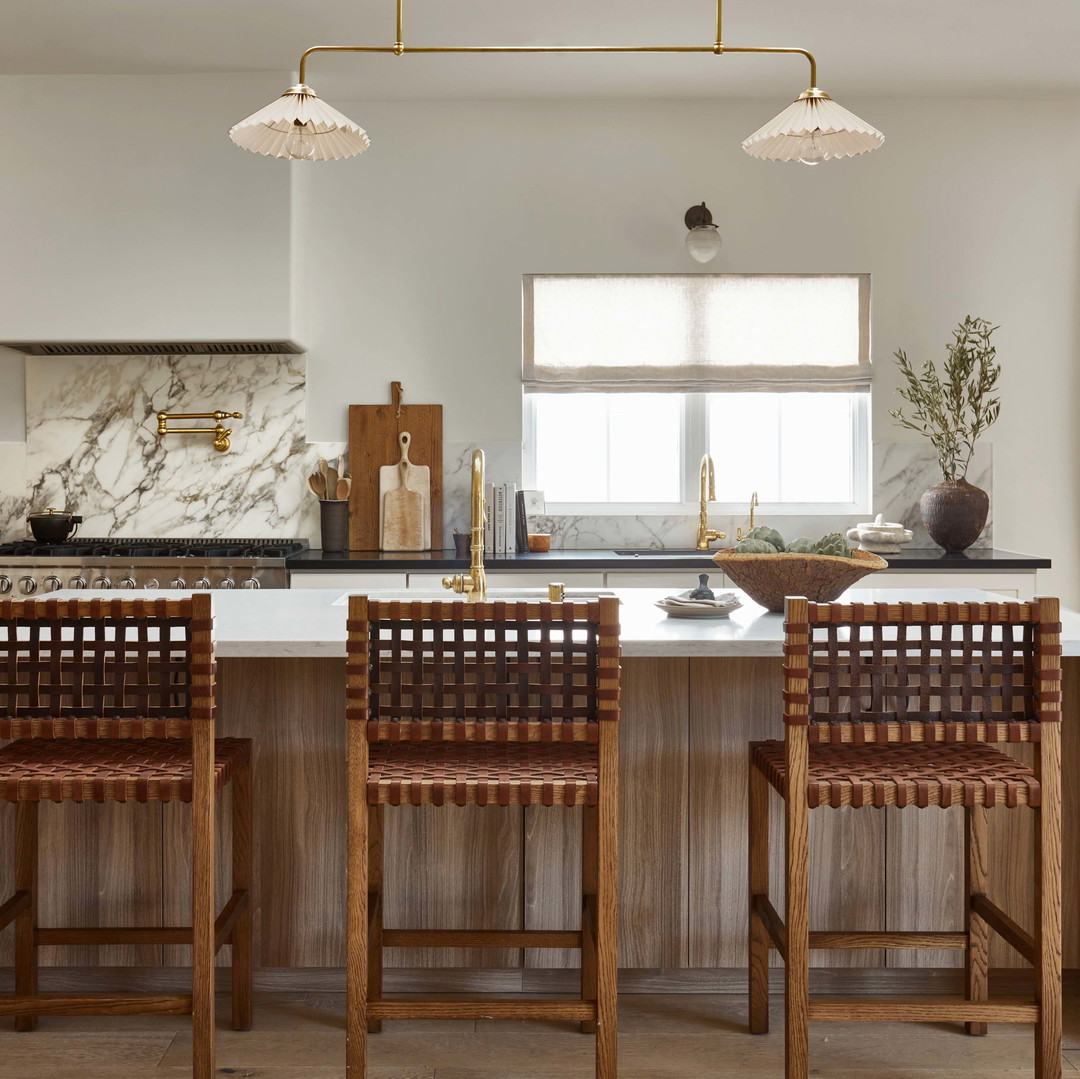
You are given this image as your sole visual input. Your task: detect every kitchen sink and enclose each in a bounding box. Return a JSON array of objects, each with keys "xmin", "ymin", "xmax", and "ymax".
[{"xmin": 614, "ymin": 548, "xmax": 714, "ymax": 556}]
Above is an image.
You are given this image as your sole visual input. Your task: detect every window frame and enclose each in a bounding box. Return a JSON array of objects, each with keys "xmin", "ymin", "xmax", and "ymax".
[{"xmin": 522, "ymin": 390, "xmax": 872, "ymax": 517}]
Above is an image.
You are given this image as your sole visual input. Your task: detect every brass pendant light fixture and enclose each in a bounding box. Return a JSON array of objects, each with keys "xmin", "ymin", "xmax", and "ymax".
[{"xmin": 229, "ymin": 0, "xmax": 883, "ymax": 165}]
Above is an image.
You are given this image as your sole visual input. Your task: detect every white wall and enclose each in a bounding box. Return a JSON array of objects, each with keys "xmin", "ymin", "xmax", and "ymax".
[
  {"xmin": 0, "ymin": 83, "xmax": 1077, "ymax": 599},
  {"xmin": 0, "ymin": 73, "xmax": 295, "ymax": 343},
  {"xmin": 295, "ymin": 96, "xmax": 1080, "ymax": 600}
]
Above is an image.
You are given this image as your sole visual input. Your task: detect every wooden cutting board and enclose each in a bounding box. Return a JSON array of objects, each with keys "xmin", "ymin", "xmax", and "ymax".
[
  {"xmin": 348, "ymin": 382, "xmax": 442, "ymax": 550},
  {"xmin": 379, "ymin": 431, "xmax": 431, "ymax": 551}
]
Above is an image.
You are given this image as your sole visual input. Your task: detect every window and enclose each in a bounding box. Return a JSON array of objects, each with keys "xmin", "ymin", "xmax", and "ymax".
[{"xmin": 522, "ymin": 274, "xmax": 871, "ymax": 514}]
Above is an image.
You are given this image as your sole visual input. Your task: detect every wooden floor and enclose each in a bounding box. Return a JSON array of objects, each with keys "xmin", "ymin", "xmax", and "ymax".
[{"xmin": 1, "ymin": 991, "xmax": 1079, "ymax": 1078}]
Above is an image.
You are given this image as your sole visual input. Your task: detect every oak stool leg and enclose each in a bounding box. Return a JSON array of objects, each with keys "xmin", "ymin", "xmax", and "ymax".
[
  {"xmin": 367, "ymin": 805, "xmax": 384, "ymax": 1034},
  {"xmin": 1035, "ymin": 725, "xmax": 1063, "ymax": 1079},
  {"xmin": 580, "ymin": 803, "xmax": 599, "ymax": 1035},
  {"xmin": 191, "ymin": 726, "xmax": 217, "ymax": 1079},
  {"xmin": 594, "ymin": 728, "xmax": 618, "ymax": 1079},
  {"xmin": 784, "ymin": 736, "xmax": 810, "ymax": 1079},
  {"xmin": 346, "ymin": 723, "xmax": 369, "ymax": 1079},
  {"xmin": 14, "ymin": 802, "xmax": 38, "ymax": 1033},
  {"xmin": 231, "ymin": 760, "xmax": 254, "ymax": 1031},
  {"xmin": 964, "ymin": 805, "xmax": 989, "ymax": 1036},
  {"xmin": 748, "ymin": 758, "xmax": 770, "ymax": 1036}
]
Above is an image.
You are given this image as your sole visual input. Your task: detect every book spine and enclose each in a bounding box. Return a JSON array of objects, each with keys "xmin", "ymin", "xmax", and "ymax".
[
  {"xmin": 494, "ymin": 485, "xmax": 505, "ymax": 554},
  {"xmin": 516, "ymin": 490, "xmax": 528, "ymax": 553},
  {"xmin": 507, "ymin": 483, "xmax": 518, "ymax": 556},
  {"xmin": 484, "ymin": 482, "xmax": 494, "ymax": 554}
]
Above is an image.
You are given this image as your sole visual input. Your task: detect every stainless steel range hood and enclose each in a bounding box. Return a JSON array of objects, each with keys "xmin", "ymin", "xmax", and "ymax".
[{"xmin": 2, "ymin": 340, "xmax": 304, "ymax": 356}]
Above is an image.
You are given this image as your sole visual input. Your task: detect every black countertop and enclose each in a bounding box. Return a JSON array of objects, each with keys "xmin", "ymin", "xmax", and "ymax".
[{"xmin": 287, "ymin": 548, "xmax": 1051, "ymax": 572}]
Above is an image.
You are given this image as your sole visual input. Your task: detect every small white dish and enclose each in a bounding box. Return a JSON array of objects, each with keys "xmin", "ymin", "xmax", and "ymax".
[{"xmin": 652, "ymin": 596, "xmax": 738, "ymax": 622}]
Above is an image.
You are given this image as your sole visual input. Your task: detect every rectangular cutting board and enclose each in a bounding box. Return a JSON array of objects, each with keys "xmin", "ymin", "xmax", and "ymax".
[{"xmin": 348, "ymin": 382, "xmax": 442, "ymax": 551}]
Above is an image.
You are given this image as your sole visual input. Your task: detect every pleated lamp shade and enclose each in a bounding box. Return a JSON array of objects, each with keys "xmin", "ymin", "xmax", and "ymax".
[
  {"xmin": 229, "ymin": 85, "xmax": 371, "ymax": 161},
  {"xmin": 742, "ymin": 90, "xmax": 883, "ymax": 164}
]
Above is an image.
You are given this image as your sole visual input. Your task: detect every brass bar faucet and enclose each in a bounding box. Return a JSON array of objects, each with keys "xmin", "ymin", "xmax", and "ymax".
[
  {"xmin": 736, "ymin": 491, "xmax": 760, "ymax": 542},
  {"xmin": 696, "ymin": 453, "xmax": 727, "ymax": 550},
  {"xmin": 442, "ymin": 449, "xmax": 487, "ymax": 601}
]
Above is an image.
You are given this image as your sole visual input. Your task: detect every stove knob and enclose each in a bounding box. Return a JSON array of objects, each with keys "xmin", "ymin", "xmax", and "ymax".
[
  {"xmin": 169, "ymin": 577, "xmax": 186, "ymax": 590},
  {"xmin": 118, "ymin": 576, "xmax": 137, "ymax": 589},
  {"xmin": 241, "ymin": 577, "xmax": 261, "ymax": 590},
  {"xmin": 0, "ymin": 575, "xmax": 11, "ymax": 595},
  {"xmin": 217, "ymin": 577, "xmax": 236, "ymax": 590},
  {"xmin": 92, "ymin": 576, "xmax": 112, "ymax": 589},
  {"xmin": 19, "ymin": 576, "xmax": 38, "ymax": 595},
  {"xmin": 143, "ymin": 578, "xmax": 160, "ymax": 589},
  {"xmin": 42, "ymin": 575, "xmax": 62, "ymax": 593},
  {"xmin": 68, "ymin": 575, "xmax": 87, "ymax": 589},
  {"xmin": 192, "ymin": 578, "xmax": 211, "ymax": 591}
]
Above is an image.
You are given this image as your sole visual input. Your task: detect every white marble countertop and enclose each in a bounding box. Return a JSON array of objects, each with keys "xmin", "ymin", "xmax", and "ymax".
[{"xmin": 41, "ymin": 587, "xmax": 1080, "ymax": 659}]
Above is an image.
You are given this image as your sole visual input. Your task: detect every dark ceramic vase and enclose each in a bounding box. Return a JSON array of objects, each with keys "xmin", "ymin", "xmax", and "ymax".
[{"xmin": 919, "ymin": 478, "xmax": 989, "ymax": 554}]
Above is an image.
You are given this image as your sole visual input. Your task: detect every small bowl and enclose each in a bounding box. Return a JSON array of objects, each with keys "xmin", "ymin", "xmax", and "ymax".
[{"xmin": 527, "ymin": 533, "xmax": 552, "ymax": 553}]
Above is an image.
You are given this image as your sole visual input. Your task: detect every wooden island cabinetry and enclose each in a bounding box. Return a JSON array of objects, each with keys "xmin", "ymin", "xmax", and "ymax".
[{"xmin": 1, "ymin": 588, "xmax": 1075, "ymax": 992}]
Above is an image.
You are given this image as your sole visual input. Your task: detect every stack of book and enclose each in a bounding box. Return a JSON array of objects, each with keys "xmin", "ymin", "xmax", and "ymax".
[{"xmin": 482, "ymin": 485, "xmax": 543, "ymax": 554}]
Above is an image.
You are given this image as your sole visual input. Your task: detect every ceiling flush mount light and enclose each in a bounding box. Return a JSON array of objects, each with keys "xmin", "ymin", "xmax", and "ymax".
[
  {"xmin": 229, "ymin": 0, "xmax": 882, "ymax": 164},
  {"xmin": 685, "ymin": 203, "xmax": 721, "ymax": 264}
]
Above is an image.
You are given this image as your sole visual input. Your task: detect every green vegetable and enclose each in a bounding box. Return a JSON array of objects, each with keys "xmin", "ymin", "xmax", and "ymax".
[
  {"xmin": 813, "ymin": 532, "xmax": 852, "ymax": 558},
  {"xmin": 734, "ymin": 538, "xmax": 779, "ymax": 554},
  {"xmin": 786, "ymin": 537, "xmax": 817, "ymax": 554},
  {"xmin": 743, "ymin": 525, "xmax": 785, "ymax": 551}
]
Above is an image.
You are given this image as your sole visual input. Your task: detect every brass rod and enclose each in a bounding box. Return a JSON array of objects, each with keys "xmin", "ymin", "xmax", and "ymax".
[
  {"xmin": 715, "ymin": 0, "xmax": 722, "ymax": 50},
  {"xmin": 297, "ymin": 41, "xmax": 817, "ymax": 88},
  {"xmin": 395, "ymin": 0, "xmax": 404, "ymax": 54}
]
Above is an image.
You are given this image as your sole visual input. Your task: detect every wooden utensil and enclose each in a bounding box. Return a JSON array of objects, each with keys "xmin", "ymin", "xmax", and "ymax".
[
  {"xmin": 308, "ymin": 472, "xmax": 327, "ymax": 499},
  {"xmin": 349, "ymin": 382, "xmax": 442, "ymax": 550},
  {"xmin": 379, "ymin": 431, "xmax": 430, "ymax": 551},
  {"xmin": 336, "ymin": 477, "xmax": 352, "ymax": 501}
]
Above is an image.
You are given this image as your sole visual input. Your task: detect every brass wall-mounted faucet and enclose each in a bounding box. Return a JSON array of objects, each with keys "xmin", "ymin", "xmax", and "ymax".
[
  {"xmin": 736, "ymin": 491, "xmax": 760, "ymax": 542},
  {"xmin": 157, "ymin": 410, "xmax": 243, "ymax": 452},
  {"xmin": 696, "ymin": 453, "xmax": 727, "ymax": 551},
  {"xmin": 442, "ymin": 448, "xmax": 487, "ymax": 601}
]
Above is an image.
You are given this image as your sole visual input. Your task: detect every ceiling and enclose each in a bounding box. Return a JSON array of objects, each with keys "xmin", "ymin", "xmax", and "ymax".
[{"xmin": 2, "ymin": 0, "xmax": 1077, "ymax": 102}]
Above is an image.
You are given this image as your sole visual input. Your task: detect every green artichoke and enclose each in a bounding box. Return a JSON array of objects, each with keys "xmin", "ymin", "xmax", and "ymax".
[
  {"xmin": 743, "ymin": 526, "xmax": 786, "ymax": 552},
  {"xmin": 734, "ymin": 538, "xmax": 779, "ymax": 554},
  {"xmin": 813, "ymin": 532, "xmax": 853, "ymax": 558},
  {"xmin": 786, "ymin": 537, "xmax": 817, "ymax": 554}
]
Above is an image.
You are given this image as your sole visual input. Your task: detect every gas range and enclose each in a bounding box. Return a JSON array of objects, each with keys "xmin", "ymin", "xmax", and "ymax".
[{"xmin": 0, "ymin": 537, "xmax": 307, "ymax": 595}]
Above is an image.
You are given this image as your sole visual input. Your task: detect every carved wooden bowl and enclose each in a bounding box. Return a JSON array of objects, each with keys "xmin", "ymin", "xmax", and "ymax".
[{"xmin": 711, "ymin": 548, "xmax": 889, "ymax": 613}]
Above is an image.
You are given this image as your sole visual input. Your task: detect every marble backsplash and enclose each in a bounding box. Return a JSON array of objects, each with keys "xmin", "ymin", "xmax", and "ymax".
[
  {"xmin": 0, "ymin": 354, "xmax": 344, "ymax": 542},
  {"xmin": 0, "ymin": 354, "xmax": 992, "ymax": 552}
]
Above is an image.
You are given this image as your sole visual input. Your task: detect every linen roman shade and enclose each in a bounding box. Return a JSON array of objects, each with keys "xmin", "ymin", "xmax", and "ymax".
[{"xmin": 522, "ymin": 273, "xmax": 870, "ymax": 393}]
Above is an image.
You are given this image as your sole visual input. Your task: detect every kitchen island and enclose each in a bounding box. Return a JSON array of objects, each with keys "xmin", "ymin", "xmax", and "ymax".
[{"xmin": 4, "ymin": 587, "xmax": 1079, "ymax": 994}]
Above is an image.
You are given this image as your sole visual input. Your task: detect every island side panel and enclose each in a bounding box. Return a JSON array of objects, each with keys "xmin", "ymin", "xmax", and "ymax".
[
  {"xmin": 688, "ymin": 657, "xmax": 885, "ymax": 969},
  {"xmin": 523, "ymin": 657, "xmax": 690, "ymax": 970}
]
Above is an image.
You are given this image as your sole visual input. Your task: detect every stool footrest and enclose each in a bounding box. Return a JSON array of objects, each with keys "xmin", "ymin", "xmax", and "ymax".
[
  {"xmin": 33, "ymin": 889, "xmax": 250, "ymax": 953},
  {"xmin": 971, "ymin": 895, "xmax": 1035, "ymax": 963},
  {"xmin": 370, "ymin": 999, "xmax": 596, "ymax": 1021},
  {"xmin": 0, "ymin": 890, "xmax": 30, "ymax": 931},
  {"xmin": 808, "ymin": 997, "xmax": 1038, "ymax": 1023},
  {"xmin": 751, "ymin": 894, "xmax": 787, "ymax": 961},
  {"xmin": 809, "ymin": 930, "xmax": 968, "ymax": 950},
  {"xmin": 382, "ymin": 929, "xmax": 582, "ymax": 949},
  {"xmin": 0, "ymin": 993, "xmax": 192, "ymax": 1017}
]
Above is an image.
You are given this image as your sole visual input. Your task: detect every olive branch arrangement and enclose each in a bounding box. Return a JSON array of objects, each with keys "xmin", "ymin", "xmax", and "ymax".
[{"xmin": 890, "ymin": 315, "xmax": 1001, "ymax": 482}]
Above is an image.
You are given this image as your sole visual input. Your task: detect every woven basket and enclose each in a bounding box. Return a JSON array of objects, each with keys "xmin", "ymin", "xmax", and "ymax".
[{"xmin": 711, "ymin": 548, "xmax": 888, "ymax": 613}]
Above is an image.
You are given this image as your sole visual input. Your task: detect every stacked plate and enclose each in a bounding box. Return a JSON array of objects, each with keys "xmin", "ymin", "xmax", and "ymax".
[{"xmin": 654, "ymin": 590, "xmax": 742, "ymax": 620}]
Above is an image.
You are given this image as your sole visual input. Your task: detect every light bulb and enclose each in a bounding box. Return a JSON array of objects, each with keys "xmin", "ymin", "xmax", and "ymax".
[
  {"xmin": 685, "ymin": 225, "xmax": 721, "ymax": 264},
  {"xmin": 797, "ymin": 130, "xmax": 826, "ymax": 167},
  {"xmin": 284, "ymin": 120, "xmax": 316, "ymax": 160}
]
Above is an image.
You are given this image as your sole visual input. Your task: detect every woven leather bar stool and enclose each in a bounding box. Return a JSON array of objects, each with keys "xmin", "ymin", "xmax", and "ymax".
[
  {"xmin": 748, "ymin": 597, "xmax": 1063, "ymax": 1079},
  {"xmin": 0, "ymin": 594, "xmax": 253, "ymax": 1079},
  {"xmin": 345, "ymin": 596, "xmax": 620, "ymax": 1079}
]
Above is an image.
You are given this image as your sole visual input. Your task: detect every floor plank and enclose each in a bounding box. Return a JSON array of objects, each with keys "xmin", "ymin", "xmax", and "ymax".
[{"xmin": 1, "ymin": 990, "xmax": 1075, "ymax": 1077}]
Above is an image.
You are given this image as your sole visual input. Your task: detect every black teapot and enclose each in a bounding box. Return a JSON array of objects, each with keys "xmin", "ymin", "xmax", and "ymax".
[{"xmin": 27, "ymin": 508, "xmax": 82, "ymax": 544}]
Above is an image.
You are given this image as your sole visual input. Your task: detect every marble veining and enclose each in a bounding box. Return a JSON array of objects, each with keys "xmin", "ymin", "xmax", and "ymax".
[{"xmin": 1, "ymin": 354, "xmax": 344, "ymax": 542}]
